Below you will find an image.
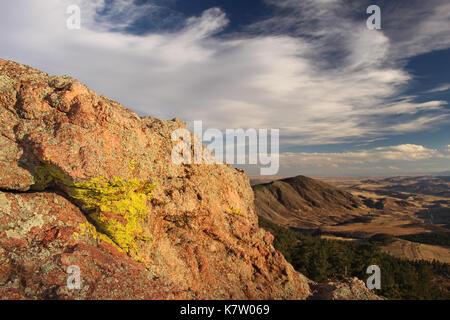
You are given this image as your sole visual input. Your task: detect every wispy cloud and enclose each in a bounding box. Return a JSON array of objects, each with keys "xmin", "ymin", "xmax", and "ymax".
[
  {"xmin": 0, "ymin": 0, "xmax": 448, "ymax": 152},
  {"xmin": 283, "ymin": 144, "xmax": 445, "ymax": 165},
  {"xmin": 427, "ymin": 84, "xmax": 450, "ymax": 93},
  {"xmin": 381, "ymin": 0, "xmax": 450, "ymax": 60},
  {"xmin": 278, "ymin": 144, "xmax": 450, "ymax": 175}
]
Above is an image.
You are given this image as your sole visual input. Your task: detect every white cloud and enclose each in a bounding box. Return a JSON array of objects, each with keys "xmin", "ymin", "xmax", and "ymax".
[
  {"xmin": 386, "ymin": 1, "xmax": 450, "ymax": 60},
  {"xmin": 427, "ymin": 84, "xmax": 450, "ymax": 93},
  {"xmin": 373, "ymin": 144, "xmax": 443, "ymax": 161},
  {"xmin": 282, "ymin": 144, "xmax": 444, "ymax": 166},
  {"xmin": 0, "ymin": 0, "xmax": 448, "ymax": 151},
  {"xmin": 278, "ymin": 144, "xmax": 450, "ymax": 175}
]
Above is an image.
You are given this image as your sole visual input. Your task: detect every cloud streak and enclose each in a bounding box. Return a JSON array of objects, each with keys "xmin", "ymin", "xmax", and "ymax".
[
  {"xmin": 278, "ymin": 144, "xmax": 450, "ymax": 176},
  {"xmin": 0, "ymin": 0, "xmax": 449, "ymax": 175},
  {"xmin": 427, "ymin": 84, "xmax": 450, "ymax": 93}
]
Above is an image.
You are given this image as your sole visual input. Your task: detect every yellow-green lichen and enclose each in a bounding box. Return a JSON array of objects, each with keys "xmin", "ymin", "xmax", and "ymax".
[
  {"xmin": 68, "ymin": 177, "xmax": 156, "ymax": 261},
  {"xmin": 32, "ymin": 164, "xmax": 73, "ymax": 190},
  {"xmin": 229, "ymin": 207, "xmax": 244, "ymax": 216},
  {"xmin": 72, "ymin": 222, "xmax": 119, "ymax": 249},
  {"xmin": 128, "ymin": 159, "xmax": 136, "ymax": 171},
  {"xmin": 32, "ymin": 163, "xmax": 156, "ymax": 263}
]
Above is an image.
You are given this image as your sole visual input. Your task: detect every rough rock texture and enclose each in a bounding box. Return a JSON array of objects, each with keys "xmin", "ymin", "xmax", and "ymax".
[
  {"xmin": 0, "ymin": 59, "xmax": 379, "ymax": 300},
  {"xmin": 310, "ymin": 278, "xmax": 384, "ymax": 300},
  {"xmin": 0, "ymin": 191, "xmax": 168, "ymax": 299}
]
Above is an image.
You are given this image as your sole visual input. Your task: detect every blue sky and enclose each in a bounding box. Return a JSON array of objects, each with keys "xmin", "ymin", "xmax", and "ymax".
[{"xmin": 0, "ymin": 0, "xmax": 449, "ymax": 176}]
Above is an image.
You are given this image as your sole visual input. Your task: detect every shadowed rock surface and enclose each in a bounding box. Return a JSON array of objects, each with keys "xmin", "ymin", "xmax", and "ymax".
[
  {"xmin": 0, "ymin": 59, "xmax": 379, "ymax": 300},
  {"xmin": 310, "ymin": 278, "xmax": 384, "ymax": 300}
]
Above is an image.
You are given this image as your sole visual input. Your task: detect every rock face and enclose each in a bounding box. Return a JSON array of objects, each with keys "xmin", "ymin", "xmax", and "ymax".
[
  {"xmin": 253, "ymin": 176, "xmax": 365, "ymax": 229},
  {"xmin": 0, "ymin": 59, "xmax": 378, "ymax": 300},
  {"xmin": 310, "ymin": 278, "xmax": 384, "ymax": 300}
]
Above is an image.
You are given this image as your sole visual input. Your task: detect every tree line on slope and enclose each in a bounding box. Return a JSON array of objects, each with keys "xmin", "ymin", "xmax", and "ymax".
[
  {"xmin": 399, "ymin": 232, "xmax": 450, "ymax": 247},
  {"xmin": 259, "ymin": 217, "xmax": 450, "ymax": 300}
]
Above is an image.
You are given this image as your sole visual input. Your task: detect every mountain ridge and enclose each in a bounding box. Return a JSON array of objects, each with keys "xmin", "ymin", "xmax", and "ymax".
[{"xmin": 253, "ymin": 175, "xmax": 368, "ymax": 230}]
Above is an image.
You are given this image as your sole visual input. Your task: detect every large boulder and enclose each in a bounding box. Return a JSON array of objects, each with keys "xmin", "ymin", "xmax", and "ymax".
[
  {"xmin": 0, "ymin": 59, "xmax": 380, "ymax": 300},
  {"xmin": 0, "ymin": 59, "xmax": 313, "ymax": 299}
]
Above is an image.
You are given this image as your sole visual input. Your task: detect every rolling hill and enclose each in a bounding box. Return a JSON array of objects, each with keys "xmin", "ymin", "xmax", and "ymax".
[{"xmin": 253, "ymin": 175, "xmax": 370, "ymax": 229}]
